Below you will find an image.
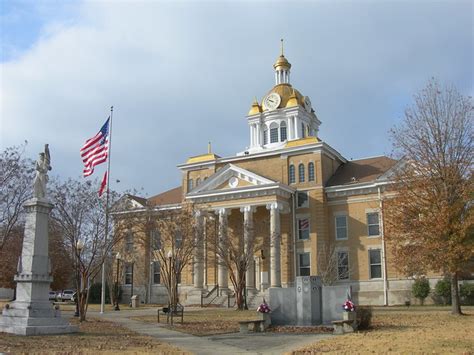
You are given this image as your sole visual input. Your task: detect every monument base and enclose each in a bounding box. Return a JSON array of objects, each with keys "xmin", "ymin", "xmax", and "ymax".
[{"xmin": 0, "ymin": 300, "xmax": 78, "ymax": 335}]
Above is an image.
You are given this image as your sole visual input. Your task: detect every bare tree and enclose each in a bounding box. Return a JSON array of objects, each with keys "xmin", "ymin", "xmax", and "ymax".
[
  {"xmin": 207, "ymin": 210, "xmax": 265, "ymax": 310},
  {"xmin": 150, "ymin": 204, "xmax": 199, "ymax": 311},
  {"xmin": 0, "ymin": 143, "xmax": 33, "ymax": 251},
  {"xmin": 317, "ymin": 244, "xmax": 351, "ymax": 286},
  {"xmin": 50, "ymin": 178, "xmax": 123, "ymax": 321},
  {"xmin": 386, "ymin": 79, "xmax": 473, "ymax": 315}
]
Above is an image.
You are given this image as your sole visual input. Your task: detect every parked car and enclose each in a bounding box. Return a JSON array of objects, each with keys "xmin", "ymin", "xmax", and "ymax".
[
  {"xmin": 49, "ymin": 291, "xmax": 57, "ymax": 301},
  {"xmin": 60, "ymin": 290, "xmax": 75, "ymax": 302}
]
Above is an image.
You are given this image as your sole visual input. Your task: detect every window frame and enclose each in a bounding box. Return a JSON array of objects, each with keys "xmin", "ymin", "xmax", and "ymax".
[
  {"xmin": 337, "ymin": 251, "xmax": 349, "ymax": 280},
  {"xmin": 297, "ymin": 217, "xmax": 310, "ymax": 240},
  {"xmin": 270, "ymin": 126, "xmax": 279, "ymax": 143},
  {"xmin": 280, "ymin": 122, "xmax": 287, "ymax": 141},
  {"xmin": 369, "ymin": 249, "xmax": 382, "ymax": 279},
  {"xmin": 298, "ymin": 252, "xmax": 311, "ymax": 276},
  {"xmin": 289, "ymin": 165, "xmax": 295, "ymax": 184},
  {"xmin": 367, "ymin": 212, "xmax": 380, "ymax": 237},
  {"xmin": 124, "ymin": 263, "xmax": 133, "ymax": 285},
  {"xmin": 153, "ymin": 261, "xmax": 161, "ymax": 284},
  {"xmin": 263, "ymin": 128, "xmax": 268, "ymax": 145},
  {"xmin": 298, "ymin": 163, "xmax": 305, "ymax": 183},
  {"xmin": 308, "ymin": 162, "xmax": 315, "ymax": 182},
  {"xmin": 125, "ymin": 231, "xmax": 134, "ymax": 252},
  {"xmin": 187, "ymin": 178, "xmax": 193, "ymax": 192},
  {"xmin": 297, "ymin": 191, "xmax": 309, "ymax": 208},
  {"xmin": 335, "ymin": 215, "xmax": 348, "ymax": 240}
]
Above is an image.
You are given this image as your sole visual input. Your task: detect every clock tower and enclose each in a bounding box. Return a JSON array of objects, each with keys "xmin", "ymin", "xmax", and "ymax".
[{"xmin": 241, "ymin": 41, "xmax": 321, "ymax": 155}]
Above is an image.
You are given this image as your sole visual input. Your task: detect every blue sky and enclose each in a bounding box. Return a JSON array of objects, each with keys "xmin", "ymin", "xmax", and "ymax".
[{"xmin": 1, "ymin": 0, "xmax": 472, "ymax": 196}]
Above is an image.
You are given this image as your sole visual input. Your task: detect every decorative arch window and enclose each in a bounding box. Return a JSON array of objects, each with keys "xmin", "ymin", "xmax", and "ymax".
[
  {"xmin": 289, "ymin": 165, "xmax": 295, "ymax": 184},
  {"xmin": 187, "ymin": 178, "xmax": 193, "ymax": 192},
  {"xmin": 308, "ymin": 162, "xmax": 315, "ymax": 182},
  {"xmin": 263, "ymin": 127, "xmax": 268, "ymax": 145},
  {"xmin": 280, "ymin": 121, "xmax": 287, "ymax": 141},
  {"xmin": 196, "ymin": 178, "xmax": 201, "ymax": 186},
  {"xmin": 298, "ymin": 163, "xmax": 305, "ymax": 183},
  {"xmin": 269, "ymin": 122, "xmax": 279, "ymax": 143}
]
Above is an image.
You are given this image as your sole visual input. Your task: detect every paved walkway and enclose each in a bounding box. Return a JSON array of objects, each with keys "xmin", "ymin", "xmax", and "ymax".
[{"xmin": 85, "ymin": 308, "xmax": 333, "ymax": 355}]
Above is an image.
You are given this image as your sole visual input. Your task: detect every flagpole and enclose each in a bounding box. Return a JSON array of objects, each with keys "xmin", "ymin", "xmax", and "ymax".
[{"xmin": 100, "ymin": 106, "xmax": 113, "ymax": 314}]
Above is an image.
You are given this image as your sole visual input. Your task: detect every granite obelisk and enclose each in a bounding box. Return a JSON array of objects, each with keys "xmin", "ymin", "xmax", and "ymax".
[{"xmin": 0, "ymin": 144, "xmax": 78, "ymax": 335}]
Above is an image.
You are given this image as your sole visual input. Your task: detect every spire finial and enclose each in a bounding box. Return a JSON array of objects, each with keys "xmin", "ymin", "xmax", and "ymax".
[
  {"xmin": 280, "ymin": 38, "xmax": 284, "ymax": 56},
  {"xmin": 208, "ymin": 141, "xmax": 212, "ymax": 154}
]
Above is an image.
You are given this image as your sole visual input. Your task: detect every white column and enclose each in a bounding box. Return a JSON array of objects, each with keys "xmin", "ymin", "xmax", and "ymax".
[
  {"xmin": 217, "ymin": 208, "xmax": 229, "ymax": 291},
  {"xmin": 288, "ymin": 117, "xmax": 293, "ymax": 140},
  {"xmin": 241, "ymin": 206, "xmax": 256, "ymax": 289},
  {"xmin": 193, "ymin": 211, "xmax": 204, "ymax": 289},
  {"xmin": 267, "ymin": 202, "xmax": 282, "ymax": 288},
  {"xmin": 294, "ymin": 117, "xmax": 300, "ymax": 139}
]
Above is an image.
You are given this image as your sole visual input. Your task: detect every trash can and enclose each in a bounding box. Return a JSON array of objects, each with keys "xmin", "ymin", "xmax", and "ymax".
[{"xmin": 131, "ymin": 294, "xmax": 140, "ymax": 308}]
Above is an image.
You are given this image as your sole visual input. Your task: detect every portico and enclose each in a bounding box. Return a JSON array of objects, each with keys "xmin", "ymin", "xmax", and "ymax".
[{"xmin": 186, "ymin": 164, "xmax": 294, "ymax": 292}]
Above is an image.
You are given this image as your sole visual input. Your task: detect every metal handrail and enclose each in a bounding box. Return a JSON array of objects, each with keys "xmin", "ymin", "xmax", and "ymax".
[{"xmin": 200, "ymin": 284, "xmax": 219, "ymax": 307}]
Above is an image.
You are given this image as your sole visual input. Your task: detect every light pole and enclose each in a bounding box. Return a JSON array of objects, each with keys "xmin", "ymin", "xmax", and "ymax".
[
  {"xmin": 74, "ymin": 240, "xmax": 84, "ymax": 317},
  {"xmin": 114, "ymin": 252, "xmax": 121, "ymax": 311}
]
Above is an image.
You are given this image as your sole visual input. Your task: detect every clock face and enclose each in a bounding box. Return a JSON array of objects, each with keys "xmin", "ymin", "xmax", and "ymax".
[
  {"xmin": 304, "ymin": 96, "xmax": 312, "ymax": 112},
  {"xmin": 263, "ymin": 93, "xmax": 281, "ymax": 111}
]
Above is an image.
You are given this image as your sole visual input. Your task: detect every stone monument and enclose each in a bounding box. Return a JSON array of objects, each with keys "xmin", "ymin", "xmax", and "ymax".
[{"xmin": 0, "ymin": 144, "xmax": 78, "ymax": 335}]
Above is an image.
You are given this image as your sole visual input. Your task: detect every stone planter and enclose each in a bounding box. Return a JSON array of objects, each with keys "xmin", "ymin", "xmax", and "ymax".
[
  {"xmin": 260, "ymin": 312, "xmax": 271, "ymax": 330},
  {"xmin": 343, "ymin": 311, "xmax": 356, "ymax": 321}
]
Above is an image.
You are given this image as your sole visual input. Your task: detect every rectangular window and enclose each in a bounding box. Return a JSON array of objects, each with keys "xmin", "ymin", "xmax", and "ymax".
[
  {"xmin": 298, "ymin": 218, "xmax": 310, "ymax": 240},
  {"xmin": 125, "ymin": 263, "xmax": 133, "ymax": 285},
  {"xmin": 270, "ymin": 127, "xmax": 279, "ymax": 143},
  {"xmin": 298, "ymin": 253, "xmax": 311, "ymax": 276},
  {"xmin": 263, "ymin": 130, "xmax": 268, "ymax": 145},
  {"xmin": 125, "ymin": 232, "xmax": 133, "ymax": 252},
  {"xmin": 337, "ymin": 251, "xmax": 349, "ymax": 280},
  {"xmin": 289, "ymin": 165, "xmax": 295, "ymax": 184},
  {"xmin": 175, "ymin": 231, "xmax": 183, "ymax": 249},
  {"xmin": 153, "ymin": 261, "xmax": 161, "ymax": 284},
  {"xmin": 297, "ymin": 191, "xmax": 309, "ymax": 208},
  {"xmin": 301, "ymin": 122, "xmax": 306, "ymax": 138},
  {"xmin": 151, "ymin": 230, "xmax": 161, "ymax": 251},
  {"xmin": 335, "ymin": 215, "xmax": 348, "ymax": 240},
  {"xmin": 367, "ymin": 212, "xmax": 380, "ymax": 236},
  {"xmin": 280, "ymin": 125, "xmax": 287, "ymax": 141},
  {"xmin": 369, "ymin": 249, "xmax": 382, "ymax": 279}
]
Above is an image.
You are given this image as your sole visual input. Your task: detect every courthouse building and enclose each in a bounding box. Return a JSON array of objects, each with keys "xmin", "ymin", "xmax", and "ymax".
[{"xmin": 116, "ymin": 48, "xmax": 425, "ymax": 306}]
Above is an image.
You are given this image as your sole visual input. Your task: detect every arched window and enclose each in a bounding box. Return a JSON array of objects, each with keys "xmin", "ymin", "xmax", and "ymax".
[
  {"xmin": 298, "ymin": 163, "xmax": 305, "ymax": 183},
  {"xmin": 301, "ymin": 122, "xmax": 306, "ymax": 138},
  {"xmin": 196, "ymin": 178, "xmax": 201, "ymax": 186},
  {"xmin": 289, "ymin": 165, "xmax": 295, "ymax": 184},
  {"xmin": 187, "ymin": 178, "xmax": 193, "ymax": 192},
  {"xmin": 263, "ymin": 128, "xmax": 268, "ymax": 145},
  {"xmin": 280, "ymin": 122, "xmax": 287, "ymax": 141},
  {"xmin": 270, "ymin": 122, "xmax": 279, "ymax": 143},
  {"xmin": 308, "ymin": 162, "xmax": 315, "ymax": 182}
]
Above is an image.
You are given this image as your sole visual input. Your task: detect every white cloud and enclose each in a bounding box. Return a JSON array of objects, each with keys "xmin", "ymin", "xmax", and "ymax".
[{"xmin": 1, "ymin": 0, "xmax": 472, "ymax": 195}]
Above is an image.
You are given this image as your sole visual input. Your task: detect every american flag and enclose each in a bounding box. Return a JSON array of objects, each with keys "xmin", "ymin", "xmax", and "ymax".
[
  {"xmin": 299, "ymin": 219, "xmax": 309, "ymax": 230},
  {"xmin": 80, "ymin": 118, "xmax": 110, "ymax": 177}
]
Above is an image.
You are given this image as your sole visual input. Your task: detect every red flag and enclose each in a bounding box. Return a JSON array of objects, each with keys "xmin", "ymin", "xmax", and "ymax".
[{"xmin": 99, "ymin": 171, "xmax": 107, "ymax": 197}]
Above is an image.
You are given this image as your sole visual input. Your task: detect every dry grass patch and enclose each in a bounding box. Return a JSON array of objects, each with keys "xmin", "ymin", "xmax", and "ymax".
[
  {"xmin": 293, "ymin": 306, "xmax": 474, "ymax": 354},
  {"xmin": 132, "ymin": 308, "xmax": 261, "ymax": 336},
  {"xmin": 0, "ymin": 317, "xmax": 187, "ymax": 354}
]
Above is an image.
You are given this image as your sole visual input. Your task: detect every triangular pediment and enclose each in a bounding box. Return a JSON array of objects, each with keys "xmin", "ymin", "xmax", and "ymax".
[{"xmin": 187, "ymin": 164, "xmax": 276, "ymax": 196}]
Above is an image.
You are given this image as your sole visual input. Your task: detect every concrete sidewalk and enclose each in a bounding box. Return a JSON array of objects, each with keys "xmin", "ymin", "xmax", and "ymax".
[{"xmin": 87, "ymin": 307, "xmax": 332, "ymax": 355}]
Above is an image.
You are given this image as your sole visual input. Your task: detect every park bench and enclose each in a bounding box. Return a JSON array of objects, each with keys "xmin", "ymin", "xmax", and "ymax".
[
  {"xmin": 157, "ymin": 304, "xmax": 184, "ymax": 325},
  {"xmin": 238, "ymin": 320, "xmax": 265, "ymax": 333},
  {"xmin": 332, "ymin": 319, "xmax": 356, "ymax": 335}
]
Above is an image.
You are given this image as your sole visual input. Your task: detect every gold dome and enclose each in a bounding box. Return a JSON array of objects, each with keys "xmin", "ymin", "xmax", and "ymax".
[
  {"xmin": 262, "ymin": 84, "xmax": 304, "ymax": 110},
  {"xmin": 273, "ymin": 54, "xmax": 291, "ymax": 71}
]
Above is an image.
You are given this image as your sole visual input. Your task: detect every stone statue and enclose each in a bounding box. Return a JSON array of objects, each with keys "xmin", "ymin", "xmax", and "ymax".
[{"xmin": 33, "ymin": 144, "xmax": 52, "ymax": 199}]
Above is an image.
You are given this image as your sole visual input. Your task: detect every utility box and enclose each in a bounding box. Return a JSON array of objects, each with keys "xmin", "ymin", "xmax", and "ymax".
[{"xmin": 131, "ymin": 295, "xmax": 140, "ymax": 308}]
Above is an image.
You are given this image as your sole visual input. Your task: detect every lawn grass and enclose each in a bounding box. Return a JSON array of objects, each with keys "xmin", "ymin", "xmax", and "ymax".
[
  {"xmin": 293, "ymin": 305, "xmax": 474, "ymax": 354},
  {"xmin": 131, "ymin": 308, "xmax": 262, "ymax": 336},
  {"xmin": 0, "ymin": 317, "xmax": 188, "ymax": 354}
]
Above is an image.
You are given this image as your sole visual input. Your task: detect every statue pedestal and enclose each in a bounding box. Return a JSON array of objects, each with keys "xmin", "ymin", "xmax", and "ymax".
[{"xmin": 0, "ymin": 198, "xmax": 78, "ymax": 335}]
